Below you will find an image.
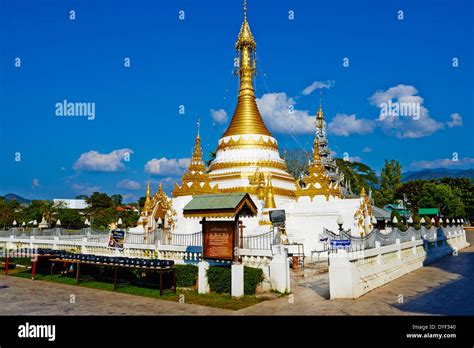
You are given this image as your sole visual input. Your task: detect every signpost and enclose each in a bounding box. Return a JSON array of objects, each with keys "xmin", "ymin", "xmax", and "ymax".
[
  {"xmin": 330, "ymin": 239, "xmax": 351, "ymax": 249},
  {"xmin": 108, "ymin": 229, "xmax": 126, "ymax": 250},
  {"xmin": 202, "ymin": 221, "xmax": 235, "ymax": 261}
]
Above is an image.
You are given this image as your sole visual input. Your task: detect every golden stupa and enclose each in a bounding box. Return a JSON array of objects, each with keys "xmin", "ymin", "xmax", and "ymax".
[{"xmin": 207, "ymin": 2, "xmax": 296, "ymax": 198}]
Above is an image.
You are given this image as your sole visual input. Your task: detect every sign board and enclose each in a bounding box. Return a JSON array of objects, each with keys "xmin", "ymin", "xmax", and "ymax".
[
  {"xmin": 330, "ymin": 239, "xmax": 351, "ymax": 248},
  {"xmin": 108, "ymin": 229, "xmax": 126, "ymax": 250},
  {"xmin": 203, "ymin": 221, "xmax": 234, "ymax": 260},
  {"xmin": 269, "ymin": 209, "xmax": 286, "ymax": 224}
]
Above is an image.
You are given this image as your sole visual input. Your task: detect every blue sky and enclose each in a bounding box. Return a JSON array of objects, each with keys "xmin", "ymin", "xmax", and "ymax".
[{"xmin": 0, "ymin": 0, "xmax": 473, "ymax": 202}]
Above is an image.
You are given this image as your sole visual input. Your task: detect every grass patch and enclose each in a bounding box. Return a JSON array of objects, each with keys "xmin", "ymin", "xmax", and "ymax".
[{"xmin": 10, "ymin": 270, "xmax": 270, "ymax": 311}]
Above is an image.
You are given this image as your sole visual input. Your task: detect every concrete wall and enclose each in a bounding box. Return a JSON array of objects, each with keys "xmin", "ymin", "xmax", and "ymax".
[{"xmin": 329, "ymin": 227, "xmax": 469, "ymax": 299}]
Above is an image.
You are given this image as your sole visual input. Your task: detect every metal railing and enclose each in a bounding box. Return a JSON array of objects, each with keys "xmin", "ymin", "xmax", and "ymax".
[
  {"xmin": 160, "ymin": 230, "xmax": 203, "ymax": 247},
  {"xmin": 323, "ymin": 225, "xmax": 463, "ymax": 252},
  {"xmin": 240, "ymin": 231, "xmax": 273, "ymax": 250}
]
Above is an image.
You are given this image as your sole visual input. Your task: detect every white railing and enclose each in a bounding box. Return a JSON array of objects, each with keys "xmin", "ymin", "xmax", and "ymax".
[{"xmin": 329, "ymin": 226, "xmax": 469, "ymax": 299}]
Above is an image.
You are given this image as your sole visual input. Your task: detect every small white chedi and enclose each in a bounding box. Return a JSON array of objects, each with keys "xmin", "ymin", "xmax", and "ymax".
[{"xmin": 132, "ymin": 4, "xmax": 374, "ymax": 254}]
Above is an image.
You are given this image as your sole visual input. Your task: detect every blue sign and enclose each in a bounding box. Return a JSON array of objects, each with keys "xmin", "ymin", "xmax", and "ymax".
[{"xmin": 330, "ymin": 239, "xmax": 351, "ymax": 248}]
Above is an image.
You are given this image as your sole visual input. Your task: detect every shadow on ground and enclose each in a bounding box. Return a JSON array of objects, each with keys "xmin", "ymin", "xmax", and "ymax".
[{"xmin": 395, "ymin": 232, "xmax": 474, "ymax": 315}]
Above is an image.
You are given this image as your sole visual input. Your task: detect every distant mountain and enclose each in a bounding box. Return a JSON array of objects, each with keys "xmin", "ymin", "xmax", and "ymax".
[
  {"xmin": 402, "ymin": 168, "xmax": 474, "ymax": 182},
  {"xmin": 2, "ymin": 193, "xmax": 31, "ymax": 204}
]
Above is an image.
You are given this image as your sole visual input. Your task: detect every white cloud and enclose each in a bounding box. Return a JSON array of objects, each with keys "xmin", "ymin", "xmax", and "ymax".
[
  {"xmin": 327, "ymin": 113, "xmax": 375, "ymax": 136},
  {"xmin": 302, "ymin": 80, "xmax": 335, "ymax": 96},
  {"xmin": 410, "ymin": 157, "xmax": 474, "ymax": 169},
  {"xmin": 447, "ymin": 113, "xmax": 463, "ymax": 128},
  {"xmin": 348, "ymin": 156, "xmax": 362, "ymax": 163},
  {"xmin": 370, "ymin": 84, "xmax": 444, "ymax": 139},
  {"xmin": 144, "ymin": 157, "xmax": 190, "ymax": 176},
  {"xmin": 362, "ymin": 147, "xmax": 372, "ymax": 153},
  {"xmin": 73, "ymin": 148, "xmax": 133, "ymax": 172},
  {"xmin": 117, "ymin": 179, "xmax": 141, "ymax": 190},
  {"xmin": 211, "ymin": 109, "xmax": 228, "ymax": 124},
  {"xmin": 122, "ymin": 194, "xmax": 138, "ymax": 203},
  {"xmin": 256, "ymin": 92, "xmax": 315, "ymax": 134},
  {"xmin": 72, "ymin": 183, "xmax": 101, "ymax": 195},
  {"xmin": 32, "ymin": 179, "xmax": 40, "ymax": 188}
]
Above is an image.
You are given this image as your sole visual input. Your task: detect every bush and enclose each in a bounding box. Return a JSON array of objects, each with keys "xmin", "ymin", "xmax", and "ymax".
[
  {"xmin": 207, "ymin": 266, "xmax": 231, "ymax": 294},
  {"xmin": 244, "ymin": 267, "xmax": 264, "ymax": 295},
  {"xmin": 207, "ymin": 266, "xmax": 264, "ymax": 295},
  {"xmin": 176, "ymin": 264, "xmax": 198, "ymax": 287}
]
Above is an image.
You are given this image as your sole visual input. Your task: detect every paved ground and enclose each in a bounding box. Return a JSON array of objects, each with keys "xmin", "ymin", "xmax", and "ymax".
[{"xmin": 1, "ymin": 233, "xmax": 472, "ymax": 315}]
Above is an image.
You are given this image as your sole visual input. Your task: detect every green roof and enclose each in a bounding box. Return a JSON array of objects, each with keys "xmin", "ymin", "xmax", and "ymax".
[
  {"xmin": 183, "ymin": 193, "xmax": 258, "ymax": 218},
  {"xmin": 418, "ymin": 208, "xmax": 439, "ymax": 215}
]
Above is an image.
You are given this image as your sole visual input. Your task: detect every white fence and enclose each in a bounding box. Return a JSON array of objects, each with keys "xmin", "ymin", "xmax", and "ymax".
[{"xmin": 329, "ymin": 226, "xmax": 470, "ymax": 299}]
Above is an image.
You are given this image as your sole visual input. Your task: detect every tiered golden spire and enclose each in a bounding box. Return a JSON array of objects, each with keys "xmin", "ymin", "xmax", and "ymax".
[
  {"xmin": 295, "ymin": 138, "xmax": 341, "ymax": 201},
  {"xmin": 222, "ymin": 1, "xmax": 271, "ymax": 137},
  {"xmin": 143, "ymin": 181, "xmax": 151, "ymax": 212},
  {"xmin": 173, "ymin": 119, "xmax": 220, "ymax": 197}
]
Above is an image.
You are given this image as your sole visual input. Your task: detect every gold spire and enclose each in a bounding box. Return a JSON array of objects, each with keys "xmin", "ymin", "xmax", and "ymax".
[
  {"xmin": 264, "ymin": 174, "xmax": 276, "ymax": 209},
  {"xmin": 143, "ymin": 181, "xmax": 151, "ymax": 212},
  {"xmin": 316, "ymin": 92, "xmax": 324, "ymax": 131},
  {"xmin": 189, "ymin": 118, "xmax": 206, "ymax": 173},
  {"xmin": 223, "ymin": 1, "xmax": 271, "ymax": 137},
  {"xmin": 173, "ymin": 120, "xmax": 220, "ymax": 197},
  {"xmin": 295, "ymin": 138, "xmax": 341, "ymax": 201}
]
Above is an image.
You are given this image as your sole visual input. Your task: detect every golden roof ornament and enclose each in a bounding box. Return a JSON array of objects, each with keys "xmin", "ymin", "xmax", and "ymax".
[
  {"xmin": 173, "ymin": 119, "xmax": 220, "ymax": 197},
  {"xmin": 143, "ymin": 181, "xmax": 151, "ymax": 212},
  {"xmin": 295, "ymin": 138, "xmax": 341, "ymax": 201},
  {"xmin": 248, "ymin": 167, "xmax": 266, "ymax": 200},
  {"xmin": 264, "ymin": 174, "xmax": 277, "ymax": 209}
]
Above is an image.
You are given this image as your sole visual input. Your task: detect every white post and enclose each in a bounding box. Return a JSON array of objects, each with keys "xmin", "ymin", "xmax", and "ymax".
[
  {"xmin": 396, "ymin": 238, "xmax": 401, "ymax": 260},
  {"xmin": 329, "ymin": 249, "xmax": 356, "ymax": 298},
  {"xmin": 269, "ymin": 247, "xmax": 291, "ymax": 293},
  {"xmin": 411, "ymin": 236, "xmax": 417, "ymax": 255},
  {"xmin": 198, "ymin": 261, "xmax": 210, "ymax": 294},
  {"xmin": 375, "ymin": 241, "xmax": 381, "ymax": 265},
  {"xmin": 231, "ymin": 264, "xmax": 244, "ymax": 298}
]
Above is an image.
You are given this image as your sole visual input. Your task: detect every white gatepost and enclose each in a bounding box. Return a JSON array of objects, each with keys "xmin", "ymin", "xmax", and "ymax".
[
  {"xmin": 231, "ymin": 264, "xmax": 244, "ymax": 298},
  {"xmin": 198, "ymin": 261, "xmax": 210, "ymax": 294},
  {"xmin": 329, "ymin": 249, "xmax": 356, "ymax": 299},
  {"xmin": 269, "ymin": 247, "xmax": 290, "ymax": 293}
]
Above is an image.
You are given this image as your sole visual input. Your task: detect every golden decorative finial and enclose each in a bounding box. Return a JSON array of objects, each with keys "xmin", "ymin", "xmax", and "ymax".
[
  {"xmin": 223, "ymin": 1, "xmax": 270, "ymax": 137},
  {"xmin": 197, "ymin": 117, "xmax": 200, "ymax": 139},
  {"xmin": 264, "ymin": 174, "xmax": 277, "ymax": 209},
  {"xmin": 317, "ymin": 91, "xmax": 324, "ymax": 131},
  {"xmin": 360, "ymin": 187, "xmax": 367, "ymax": 197}
]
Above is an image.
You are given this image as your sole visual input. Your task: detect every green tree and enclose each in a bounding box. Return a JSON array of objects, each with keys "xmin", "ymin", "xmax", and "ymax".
[
  {"xmin": 111, "ymin": 194, "xmax": 123, "ymax": 207},
  {"xmin": 395, "ymin": 180, "xmax": 426, "ymax": 213},
  {"xmin": 138, "ymin": 197, "xmax": 146, "ymax": 210},
  {"xmin": 57, "ymin": 208, "xmax": 83, "ymax": 229},
  {"xmin": 374, "ymin": 159, "xmax": 402, "ymax": 207},
  {"xmin": 335, "ymin": 159, "xmax": 378, "ymax": 195},
  {"xmin": 418, "ymin": 183, "xmax": 465, "ymax": 218}
]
